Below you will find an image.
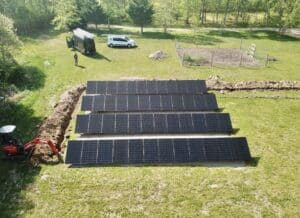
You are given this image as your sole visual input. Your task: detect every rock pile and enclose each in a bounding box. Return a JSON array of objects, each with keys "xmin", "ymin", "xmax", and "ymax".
[{"xmin": 149, "ymin": 50, "xmax": 167, "ymax": 60}]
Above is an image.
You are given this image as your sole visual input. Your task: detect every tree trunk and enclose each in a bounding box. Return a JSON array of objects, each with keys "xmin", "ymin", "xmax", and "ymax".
[
  {"xmin": 95, "ymin": 23, "xmax": 98, "ymax": 30},
  {"xmin": 141, "ymin": 25, "xmax": 144, "ymax": 34},
  {"xmin": 223, "ymin": 0, "xmax": 230, "ymax": 25},
  {"xmin": 107, "ymin": 18, "xmax": 111, "ymax": 31}
]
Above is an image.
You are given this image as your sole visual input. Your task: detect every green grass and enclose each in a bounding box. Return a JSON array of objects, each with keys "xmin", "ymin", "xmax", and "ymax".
[{"xmin": 0, "ymin": 27, "xmax": 299, "ymax": 217}]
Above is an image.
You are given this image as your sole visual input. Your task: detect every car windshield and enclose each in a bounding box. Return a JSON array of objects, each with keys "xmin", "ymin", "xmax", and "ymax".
[{"xmin": 124, "ymin": 37, "xmax": 130, "ymax": 41}]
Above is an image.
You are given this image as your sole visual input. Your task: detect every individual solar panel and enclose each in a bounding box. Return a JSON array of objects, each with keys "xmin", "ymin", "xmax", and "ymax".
[
  {"xmin": 102, "ymin": 114, "xmax": 115, "ymax": 134},
  {"xmin": 81, "ymin": 141, "xmax": 98, "ymax": 164},
  {"xmin": 129, "ymin": 140, "xmax": 143, "ymax": 164},
  {"xmin": 97, "ymin": 141, "xmax": 113, "ymax": 164},
  {"xmin": 158, "ymin": 139, "xmax": 174, "ymax": 162},
  {"xmin": 76, "ymin": 113, "xmax": 232, "ymax": 135},
  {"xmin": 65, "ymin": 141, "xmax": 82, "ymax": 164},
  {"xmin": 81, "ymin": 94, "xmax": 218, "ymax": 112},
  {"xmin": 113, "ymin": 140, "xmax": 129, "ymax": 164},
  {"xmin": 116, "ymin": 114, "xmax": 128, "ymax": 134},
  {"xmin": 144, "ymin": 139, "xmax": 159, "ymax": 163},
  {"xmin": 86, "ymin": 80, "xmax": 207, "ymax": 94},
  {"xmin": 66, "ymin": 138, "xmax": 251, "ymax": 165},
  {"xmin": 105, "ymin": 95, "xmax": 116, "ymax": 111}
]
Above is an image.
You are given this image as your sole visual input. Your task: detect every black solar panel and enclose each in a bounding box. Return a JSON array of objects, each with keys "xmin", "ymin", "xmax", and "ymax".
[
  {"xmin": 81, "ymin": 94, "xmax": 218, "ymax": 112},
  {"xmin": 66, "ymin": 138, "xmax": 251, "ymax": 165},
  {"xmin": 86, "ymin": 80, "xmax": 207, "ymax": 94},
  {"xmin": 75, "ymin": 113, "xmax": 232, "ymax": 135}
]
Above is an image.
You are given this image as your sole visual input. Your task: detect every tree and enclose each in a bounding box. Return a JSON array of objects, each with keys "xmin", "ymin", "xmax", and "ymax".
[
  {"xmin": 154, "ymin": 0, "xmax": 175, "ymax": 33},
  {"xmin": 127, "ymin": 0, "xmax": 154, "ymax": 33},
  {"xmin": 86, "ymin": 3, "xmax": 107, "ymax": 29},
  {"xmin": 0, "ymin": 13, "xmax": 21, "ymax": 63},
  {"xmin": 52, "ymin": 0, "xmax": 85, "ymax": 30}
]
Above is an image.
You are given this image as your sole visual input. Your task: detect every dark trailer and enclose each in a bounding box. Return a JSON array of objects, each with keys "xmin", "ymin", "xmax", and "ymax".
[{"xmin": 67, "ymin": 28, "xmax": 96, "ymax": 55}]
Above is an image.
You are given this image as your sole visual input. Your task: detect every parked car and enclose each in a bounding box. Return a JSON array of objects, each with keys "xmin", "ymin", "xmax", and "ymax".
[
  {"xmin": 107, "ymin": 35, "xmax": 136, "ymax": 48},
  {"xmin": 66, "ymin": 28, "xmax": 96, "ymax": 55}
]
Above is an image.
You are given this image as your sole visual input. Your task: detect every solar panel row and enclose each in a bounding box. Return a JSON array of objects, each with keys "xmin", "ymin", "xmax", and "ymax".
[
  {"xmin": 86, "ymin": 80, "xmax": 207, "ymax": 95},
  {"xmin": 65, "ymin": 138, "xmax": 251, "ymax": 165},
  {"xmin": 75, "ymin": 113, "xmax": 233, "ymax": 135},
  {"xmin": 81, "ymin": 94, "xmax": 218, "ymax": 112}
]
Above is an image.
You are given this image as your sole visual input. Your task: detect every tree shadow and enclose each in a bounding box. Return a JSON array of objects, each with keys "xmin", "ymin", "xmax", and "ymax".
[
  {"xmin": 207, "ymin": 30, "xmax": 299, "ymax": 42},
  {"xmin": 0, "ymin": 100, "xmax": 43, "ymax": 217},
  {"xmin": 90, "ymin": 52, "xmax": 111, "ymax": 62},
  {"xmin": 175, "ymin": 33, "xmax": 223, "ymax": 45}
]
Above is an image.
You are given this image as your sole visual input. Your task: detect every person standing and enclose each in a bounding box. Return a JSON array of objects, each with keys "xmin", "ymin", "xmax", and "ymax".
[{"xmin": 74, "ymin": 52, "xmax": 78, "ymax": 66}]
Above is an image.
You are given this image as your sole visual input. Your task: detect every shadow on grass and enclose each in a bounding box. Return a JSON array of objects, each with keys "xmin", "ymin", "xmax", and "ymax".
[
  {"xmin": 207, "ymin": 30, "xmax": 299, "ymax": 41},
  {"xmin": 0, "ymin": 100, "xmax": 43, "ymax": 217},
  {"xmin": 90, "ymin": 28, "xmax": 223, "ymax": 45},
  {"xmin": 0, "ymin": 162, "xmax": 41, "ymax": 218},
  {"xmin": 90, "ymin": 52, "xmax": 112, "ymax": 62}
]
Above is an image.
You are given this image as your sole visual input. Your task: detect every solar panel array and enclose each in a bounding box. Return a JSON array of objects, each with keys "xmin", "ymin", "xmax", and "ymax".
[
  {"xmin": 86, "ymin": 80, "xmax": 207, "ymax": 95},
  {"xmin": 66, "ymin": 80, "xmax": 252, "ymax": 166},
  {"xmin": 75, "ymin": 113, "xmax": 232, "ymax": 135},
  {"xmin": 81, "ymin": 94, "xmax": 218, "ymax": 112},
  {"xmin": 65, "ymin": 138, "xmax": 251, "ymax": 165}
]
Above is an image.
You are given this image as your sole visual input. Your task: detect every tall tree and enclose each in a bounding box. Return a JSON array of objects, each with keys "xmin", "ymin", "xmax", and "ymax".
[
  {"xmin": 86, "ymin": 3, "xmax": 106, "ymax": 29},
  {"xmin": 154, "ymin": 0, "xmax": 175, "ymax": 33},
  {"xmin": 127, "ymin": 0, "xmax": 154, "ymax": 34}
]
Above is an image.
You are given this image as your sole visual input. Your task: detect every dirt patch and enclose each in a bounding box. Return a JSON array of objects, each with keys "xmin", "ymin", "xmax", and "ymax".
[
  {"xmin": 177, "ymin": 48, "xmax": 259, "ymax": 67},
  {"xmin": 30, "ymin": 85, "xmax": 86, "ymax": 165},
  {"xmin": 206, "ymin": 78, "xmax": 300, "ymax": 91}
]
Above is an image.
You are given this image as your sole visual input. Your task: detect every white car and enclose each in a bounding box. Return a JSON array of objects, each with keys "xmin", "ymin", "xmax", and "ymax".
[{"xmin": 107, "ymin": 35, "xmax": 136, "ymax": 48}]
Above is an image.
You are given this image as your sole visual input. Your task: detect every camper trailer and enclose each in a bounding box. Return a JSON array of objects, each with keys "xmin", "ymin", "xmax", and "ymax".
[{"xmin": 66, "ymin": 28, "xmax": 96, "ymax": 55}]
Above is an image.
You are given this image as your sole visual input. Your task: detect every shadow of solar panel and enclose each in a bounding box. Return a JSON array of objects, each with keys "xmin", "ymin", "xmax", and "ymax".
[
  {"xmin": 158, "ymin": 139, "xmax": 174, "ymax": 163},
  {"xmin": 179, "ymin": 114, "xmax": 194, "ymax": 133},
  {"xmin": 128, "ymin": 95, "xmax": 138, "ymax": 111},
  {"xmin": 156, "ymin": 81, "xmax": 168, "ymax": 94},
  {"xmin": 144, "ymin": 139, "xmax": 159, "ymax": 163},
  {"xmin": 96, "ymin": 81, "xmax": 107, "ymax": 94},
  {"xmin": 189, "ymin": 139, "xmax": 206, "ymax": 162},
  {"xmin": 147, "ymin": 81, "xmax": 158, "ymax": 94},
  {"xmin": 161, "ymin": 95, "xmax": 172, "ymax": 111},
  {"xmin": 89, "ymin": 114, "xmax": 102, "ymax": 134},
  {"xmin": 206, "ymin": 94, "xmax": 218, "ymax": 110},
  {"xmin": 105, "ymin": 95, "xmax": 116, "ymax": 111},
  {"xmin": 116, "ymin": 96, "xmax": 128, "ymax": 111},
  {"xmin": 102, "ymin": 114, "xmax": 115, "ymax": 134},
  {"xmin": 129, "ymin": 114, "xmax": 141, "ymax": 134},
  {"xmin": 139, "ymin": 95, "xmax": 150, "ymax": 111},
  {"xmin": 86, "ymin": 81, "xmax": 97, "ymax": 94},
  {"xmin": 154, "ymin": 114, "xmax": 167, "ymax": 133},
  {"xmin": 129, "ymin": 140, "xmax": 143, "ymax": 164},
  {"xmin": 65, "ymin": 141, "xmax": 82, "ymax": 164},
  {"xmin": 142, "ymin": 114, "xmax": 154, "ymax": 133},
  {"xmin": 177, "ymin": 81, "xmax": 188, "ymax": 93},
  {"xmin": 183, "ymin": 95, "xmax": 195, "ymax": 110},
  {"xmin": 94, "ymin": 95, "xmax": 105, "ymax": 111},
  {"xmin": 173, "ymin": 139, "xmax": 190, "ymax": 162},
  {"xmin": 192, "ymin": 114, "xmax": 206, "ymax": 133},
  {"xmin": 98, "ymin": 141, "xmax": 113, "ymax": 164},
  {"xmin": 113, "ymin": 140, "xmax": 129, "ymax": 164},
  {"xmin": 217, "ymin": 114, "xmax": 233, "ymax": 133},
  {"xmin": 106, "ymin": 81, "xmax": 117, "ymax": 94},
  {"xmin": 167, "ymin": 80, "xmax": 178, "ymax": 93},
  {"xmin": 137, "ymin": 81, "xmax": 147, "ymax": 94},
  {"xmin": 204, "ymin": 114, "xmax": 219, "ymax": 133},
  {"xmin": 127, "ymin": 81, "xmax": 137, "ymax": 94},
  {"xmin": 117, "ymin": 81, "xmax": 128, "ymax": 94},
  {"xmin": 150, "ymin": 95, "xmax": 161, "ymax": 111},
  {"xmin": 194, "ymin": 95, "xmax": 206, "ymax": 110},
  {"xmin": 75, "ymin": 115, "xmax": 89, "ymax": 134},
  {"xmin": 81, "ymin": 96, "xmax": 93, "ymax": 111},
  {"xmin": 81, "ymin": 141, "xmax": 98, "ymax": 164},
  {"xmin": 116, "ymin": 114, "xmax": 128, "ymax": 134},
  {"xmin": 172, "ymin": 95, "xmax": 184, "ymax": 110},
  {"xmin": 167, "ymin": 114, "xmax": 180, "ymax": 133},
  {"xmin": 203, "ymin": 139, "xmax": 220, "ymax": 161}
]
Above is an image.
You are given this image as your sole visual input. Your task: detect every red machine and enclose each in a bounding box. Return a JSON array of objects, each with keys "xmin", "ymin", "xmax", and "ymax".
[{"xmin": 0, "ymin": 125, "xmax": 60, "ymax": 159}]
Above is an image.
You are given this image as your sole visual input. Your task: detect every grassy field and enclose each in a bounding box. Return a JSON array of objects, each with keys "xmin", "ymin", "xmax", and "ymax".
[{"xmin": 0, "ymin": 27, "xmax": 299, "ymax": 217}]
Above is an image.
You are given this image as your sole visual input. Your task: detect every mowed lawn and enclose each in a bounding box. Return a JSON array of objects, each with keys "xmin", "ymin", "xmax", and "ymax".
[{"xmin": 0, "ymin": 28, "xmax": 299, "ymax": 217}]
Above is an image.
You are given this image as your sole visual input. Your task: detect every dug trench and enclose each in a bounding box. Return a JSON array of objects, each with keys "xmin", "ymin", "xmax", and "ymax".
[{"xmin": 30, "ymin": 85, "xmax": 86, "ymax": 165}]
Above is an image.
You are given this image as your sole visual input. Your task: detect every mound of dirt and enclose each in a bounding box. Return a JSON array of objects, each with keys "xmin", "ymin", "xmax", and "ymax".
[
  {"xmin": 206, "ymin": 78, "xmax": 300, "ymax": 91},
  {"xmin": 149, "ymin": 50, "xmax": 167, "ymax": 60},
  {"xmin": 30, "ymin": 85, "xmax": 86, "ymax": 165}
]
